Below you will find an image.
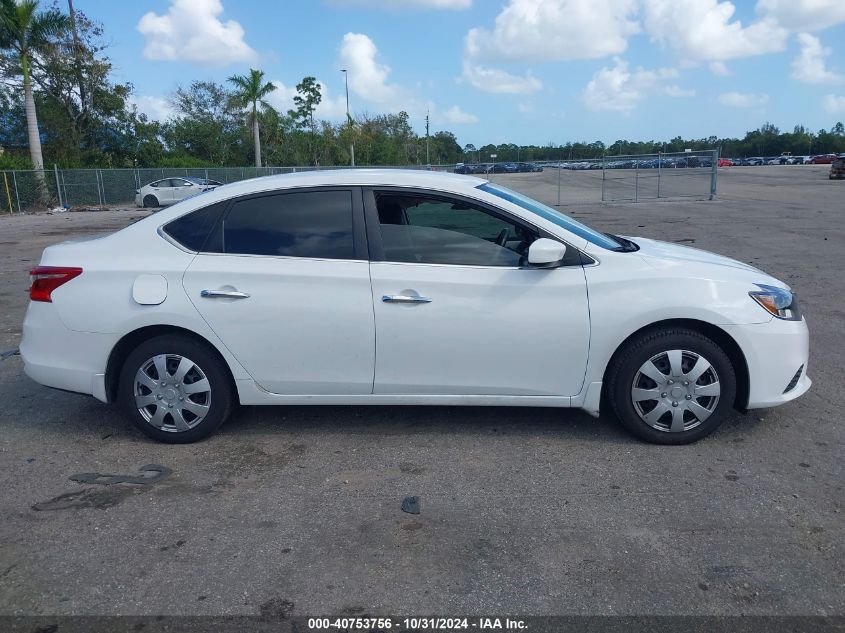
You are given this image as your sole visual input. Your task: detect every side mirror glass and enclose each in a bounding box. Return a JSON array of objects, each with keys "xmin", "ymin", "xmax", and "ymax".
[{"xmin": 527, "ymin": 238, "xmax": 567, "ymax": 267}]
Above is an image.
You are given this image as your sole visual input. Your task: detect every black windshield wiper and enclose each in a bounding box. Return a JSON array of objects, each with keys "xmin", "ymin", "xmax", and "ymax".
[{"xmin": 605, "ymin": 233, "xmax": 639, "ymax": 252}]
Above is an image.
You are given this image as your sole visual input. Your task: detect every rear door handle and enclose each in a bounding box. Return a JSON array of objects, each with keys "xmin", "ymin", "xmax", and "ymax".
[
  {"xmin": 382, "ymin": 294, "xmax": 432, "ymax": 303},
  {"xmin": 201, "ymin": 289, "xmax": 250, "ymax": 299}
]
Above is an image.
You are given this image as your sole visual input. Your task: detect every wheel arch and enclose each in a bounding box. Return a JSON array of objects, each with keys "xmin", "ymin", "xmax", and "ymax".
[
  {"xmin": 600, "ymin": 318, "xmax": 750, "ymax": 412},
  {"xmin": 105, "ymin": 324, "xmax": 238, "ymax": 404}
]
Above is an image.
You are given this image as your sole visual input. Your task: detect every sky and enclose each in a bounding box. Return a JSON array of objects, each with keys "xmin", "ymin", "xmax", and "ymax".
[{"xmin": 73, "ymin": 0, "xmax": 845, "ymax": 146}]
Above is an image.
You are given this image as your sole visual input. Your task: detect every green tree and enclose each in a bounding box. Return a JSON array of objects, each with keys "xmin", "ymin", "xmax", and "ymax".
[
  {"xmin": 431, "ymin": 130, "xmax": 461, "ymax": 164},
  {"xmin": 227, "ymin": 68, "xmax": 276, "ymax": 167},
  {"xmin": 0, "ymin": 0, "xmax": 68, "ymax": 173},
  {"xmin": 290, "ymin": 76, "xmax": 321, "ymax": 165},
  {"xmin": 166, "ymin": 81, "xmax": 244, "ymax": 166}
]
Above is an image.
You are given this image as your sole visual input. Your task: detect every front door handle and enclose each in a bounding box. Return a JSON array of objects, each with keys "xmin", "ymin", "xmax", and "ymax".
[
  {"xmin": 382, "ymin": 294, "xmax": 432, "ymax": 303},
  {"xmin": 201, "ymin": 289, "xmax": 250, "ymax": 299}
]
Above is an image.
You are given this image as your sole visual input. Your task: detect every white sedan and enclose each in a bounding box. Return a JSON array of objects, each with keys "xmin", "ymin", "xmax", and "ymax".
[
  {"xmin": 135, "ymin": 177, "xmax": 222, "ymax": 208},
  {"xmin": 21, "ymin": 170, "xmax": 810, "ymax": 444}
]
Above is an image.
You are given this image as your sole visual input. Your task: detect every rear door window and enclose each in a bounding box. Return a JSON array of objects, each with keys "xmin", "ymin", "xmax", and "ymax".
[{"xmin": 220, "ymin": 190, "xmax": 355, "ymax": 259}]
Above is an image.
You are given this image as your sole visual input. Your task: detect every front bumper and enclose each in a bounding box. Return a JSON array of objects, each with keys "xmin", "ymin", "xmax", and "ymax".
[{"xmin": 721, "ymin": 317, "xmax": 811, "ymax": 409}]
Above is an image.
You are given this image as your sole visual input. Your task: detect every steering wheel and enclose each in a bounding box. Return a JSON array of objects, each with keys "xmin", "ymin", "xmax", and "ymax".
[{"xmin": 495, "ymin": 228, "xmax": 509, "ymax": 246}]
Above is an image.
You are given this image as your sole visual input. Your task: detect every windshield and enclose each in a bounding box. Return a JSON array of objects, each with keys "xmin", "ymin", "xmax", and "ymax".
[{"xmin": 476, "ymin": 182, "xmax": 623, "ymax": 250}]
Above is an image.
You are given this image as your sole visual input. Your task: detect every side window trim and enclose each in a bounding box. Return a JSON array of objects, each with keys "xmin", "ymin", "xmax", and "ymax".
[{"xmin": 362, "ymin": 186, "xmax": 588, "ymax": 267}]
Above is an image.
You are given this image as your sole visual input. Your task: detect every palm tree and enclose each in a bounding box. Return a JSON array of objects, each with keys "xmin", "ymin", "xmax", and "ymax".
[
  {"xmin": 0, "ymin": 0, "xmax": 68, "ymax": 173},
  {"xmin": 228, "ymin": 69, "xmax": 277, "ymax": 168}
]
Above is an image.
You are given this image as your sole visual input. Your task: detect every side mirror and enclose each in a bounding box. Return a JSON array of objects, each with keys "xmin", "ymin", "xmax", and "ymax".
[{"xmin": 527, "ymin": 238, "xmax": 567, "ymax": 267}]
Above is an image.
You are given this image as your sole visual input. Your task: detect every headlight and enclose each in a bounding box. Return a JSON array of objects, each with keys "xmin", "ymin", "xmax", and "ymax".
[{"xmin": 749, "ymin": 283, "xmax": 802, "ymax": 320}]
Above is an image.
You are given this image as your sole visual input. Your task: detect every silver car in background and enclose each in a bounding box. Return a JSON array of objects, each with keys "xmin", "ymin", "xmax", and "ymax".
[{"xmin": 135, "ymin": 177, "xmax": 222, "ymax": 208}]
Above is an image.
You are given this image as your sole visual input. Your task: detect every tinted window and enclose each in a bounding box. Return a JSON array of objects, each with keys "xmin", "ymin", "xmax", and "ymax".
[
  {"xmin": 222, "ymin": 190, "xmax": 354, "ymax": 259},
  {"xmin": 162, "ymin": 201, "xmax": 226, "ymax": 251},
  {"xmin": 375, "ymin": 193, "xmax": 536, "ymax": 266}
]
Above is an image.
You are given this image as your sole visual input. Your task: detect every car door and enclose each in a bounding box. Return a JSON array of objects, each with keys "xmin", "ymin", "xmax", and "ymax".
[
  {"xmin": 151, "ymin": 179, "xmax": 173, "ymax": 204},
  {"xmin": 365, "ymin": 188, "xmax": 590, "ymax": 397},
  {"xmin": 170, "ymin": 179, "xmax": 195, "ymax": 202},
  {"xmin": 181, "ymin": 187, "xmax": 375, "ymax": 395}
]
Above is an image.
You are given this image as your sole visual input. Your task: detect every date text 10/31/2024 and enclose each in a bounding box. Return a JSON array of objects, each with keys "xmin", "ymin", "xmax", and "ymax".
[{"xmin": 307, "ymin": 617, "xmax": 528, "ymax": 630}]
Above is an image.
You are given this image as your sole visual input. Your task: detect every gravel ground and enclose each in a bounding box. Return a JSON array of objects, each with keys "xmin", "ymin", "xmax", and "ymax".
[{"xmin": 0, "ymin": 166, "xmax": 842, "ymax": 617}]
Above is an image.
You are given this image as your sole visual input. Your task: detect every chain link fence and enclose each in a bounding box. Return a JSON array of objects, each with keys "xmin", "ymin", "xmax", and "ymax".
[
  {"xmin": 0, "ymin": 152, "xmax": 718, "ymax": 214},
  {"xmin": 547, "ymin": 150, "xmax": 719, "ymax": 202}
]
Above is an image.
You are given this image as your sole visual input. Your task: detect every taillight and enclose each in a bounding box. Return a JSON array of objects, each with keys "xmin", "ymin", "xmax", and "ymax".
[{"xmin": 29, "ymin": 266, "xmax": 83, "ymax": 302}]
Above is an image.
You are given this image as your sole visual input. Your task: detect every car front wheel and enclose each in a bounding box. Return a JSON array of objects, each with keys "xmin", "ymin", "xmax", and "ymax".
[
  {"xmin": 607, "ymin": 328, "xmax": 737, "ymax": 444},
  {"xmin": 118, "ymin": 334, "xmax": 234, "ymax": 443}
]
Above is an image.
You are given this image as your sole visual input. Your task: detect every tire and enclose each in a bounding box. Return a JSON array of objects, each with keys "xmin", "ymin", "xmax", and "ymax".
[
  {"xmin": 606, "ymin": 328, "xmax": 737, "ymax": 445},
  {"xmin": 143, "ymin": 194, "xmax": 159, "ymax": 208},
  {"xmin": 118, "ymin": 334, "xmax": 234, "ymax": 443}
]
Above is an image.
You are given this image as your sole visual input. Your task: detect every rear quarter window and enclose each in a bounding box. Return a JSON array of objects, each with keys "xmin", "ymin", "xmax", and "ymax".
[{"xmin": 161, "ymin": 201, "xmax": 227, "ymax": 251}]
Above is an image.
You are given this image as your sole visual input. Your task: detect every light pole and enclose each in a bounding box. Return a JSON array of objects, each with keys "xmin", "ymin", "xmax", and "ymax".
[
  {"xmin": 425, "ymin": 110, "xmax": 430, "ymax": 167},
  {"xmin": 340, "ymin": 69, "xmax": 354, "ymax": 166}
]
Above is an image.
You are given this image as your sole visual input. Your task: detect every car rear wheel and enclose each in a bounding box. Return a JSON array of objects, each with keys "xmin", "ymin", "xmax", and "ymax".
[
  {"xmin": 142, "ymin": 194, "xmax": 159, "ymax": 208},
  {"xmin": 118, "ymin": 334, "xmax": 234, "ymax": 443},
  {"xmin": 606, "ymin": 328, "xmax": 737, "ymax": 445}
]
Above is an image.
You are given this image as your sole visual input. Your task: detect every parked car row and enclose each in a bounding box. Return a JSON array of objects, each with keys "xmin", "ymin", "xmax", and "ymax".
[
  {"xmin": 552, "ymin": 157, "xmax": 714, "ymax": 170},
  {"xmin": 467, "ymin": 154, "xmax": 843, "ymax": 172},
  {"xmin": 454, "ymin": 162, "xmax": 544, "ymax": 175},
  {"xmin": 724, "ymin": 154, "xmax": 839, "ymax": 166}
]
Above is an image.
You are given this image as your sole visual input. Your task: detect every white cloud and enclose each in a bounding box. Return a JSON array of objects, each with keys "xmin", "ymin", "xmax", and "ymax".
[
  {"xmin": 334, "ymin": 32, "xmax": 477, "ymax": 127},
  {"xmin": 823, "ymin": 94, "xmax": 845, "ymax": 113},
  {"xmin": 791, "ymin": 33, "xmax": 845, "ymax": 84},
  {"xmin": 709, "ymin": 61, "xmax": 731, "ymax": 76},
  {"xmin": 461, "ymin": 62, "xmax": 542, "ymax": 94},
  {"xmin": 642, "ymin": 0, "xmax": 788, "ymax": 61},
  {"xmin": 464, "ymin": 0, "xmax": 639, "ymax": 63},
  {"xmin": 338, "ymin": 33, "xmax": 410, "ymax": 110},
  {"xmin": 582, "ymin": 59, "xmax": 691, "ymax": 113},
  {"xmin": 265, "ymin": 81, "xmax": 298, "ymax": 111},
  {"xmin": 137, "ymin": 0, "xmax": 256, "ymax": 65},
  {"xmin": 664, "ymin": 85, "xmax": 696, "ymax": 98},
  {"xmin": 717, "ymin": 91, "xmax": 769, "ymax": 108},
  {"xmin": 441, "ymin": 105, "xmax": 478, "ymax": 124},
  {"xmin": 331, "ymin": 0, "xmax": 471, "ymax": 8},
  {"xmin": 757, "ymin": 0, "xmax": 845, "ymax": 32},
  {"xmin": 132, "ymin": 95, "xmax": 175, "ymax": 121},
  {"xmin": 265, "ymin": 80, "xmax": 347, "ymax": 120}
]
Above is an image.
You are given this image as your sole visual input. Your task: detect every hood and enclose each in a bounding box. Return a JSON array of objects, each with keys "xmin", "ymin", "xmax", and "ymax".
[{"xmin": 629, "ymin": 236, "xmax": 785, "ymax": 285}]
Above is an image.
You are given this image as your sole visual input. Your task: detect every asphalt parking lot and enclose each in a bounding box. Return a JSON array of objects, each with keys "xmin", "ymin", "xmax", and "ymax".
[{"xmin": 0, "ymin": 166, "xmax": 842, "ymax": 617}]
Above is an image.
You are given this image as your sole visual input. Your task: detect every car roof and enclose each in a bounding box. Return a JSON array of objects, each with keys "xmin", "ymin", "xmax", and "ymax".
[
  {"xmin": 208, "ymin": 169, "xmax": 484, "ymax": 195},
  {"xmin": 146, "ymin": 169, "xmax": 488, "ymax": 223}
]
